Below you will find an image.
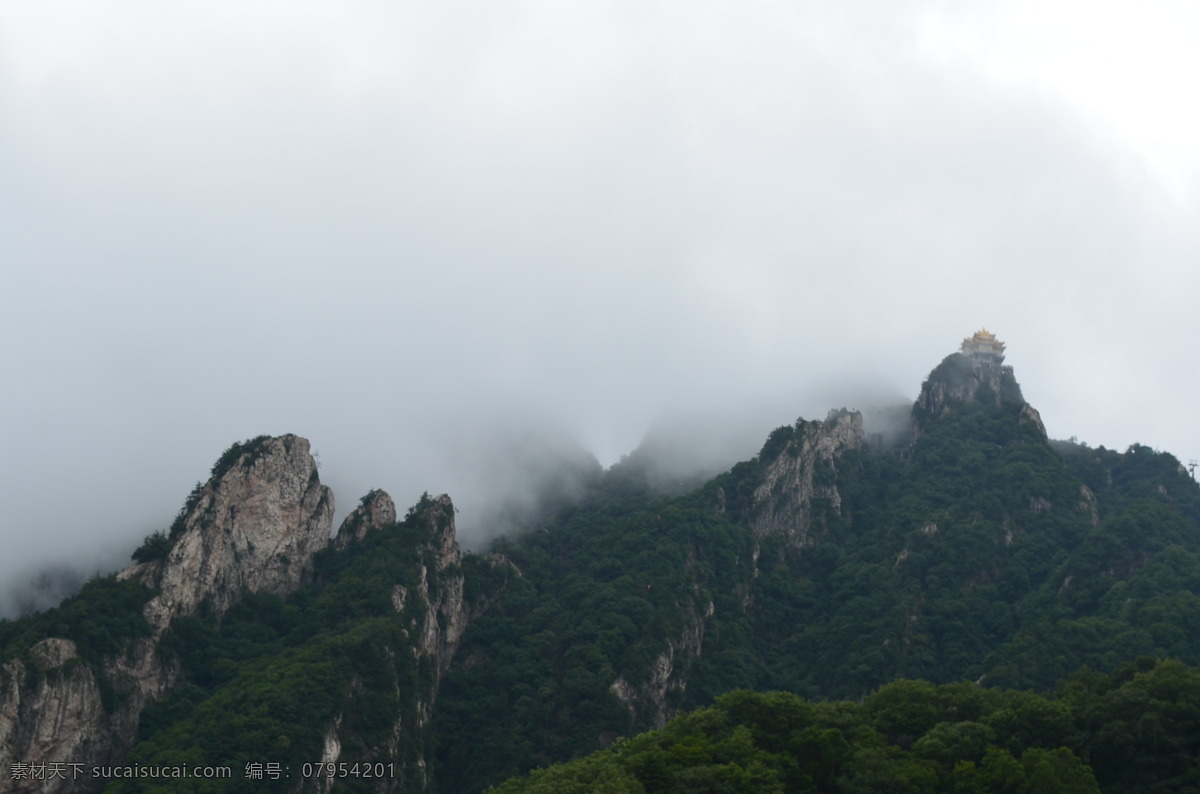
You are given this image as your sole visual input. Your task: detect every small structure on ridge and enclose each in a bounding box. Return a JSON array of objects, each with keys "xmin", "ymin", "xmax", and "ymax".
[{"xmin": 960, "ymin": 328, "xmax": 1006, "ymax": 365}]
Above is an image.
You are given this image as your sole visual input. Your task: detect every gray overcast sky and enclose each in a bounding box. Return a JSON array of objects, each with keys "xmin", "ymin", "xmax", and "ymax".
[{"xmin": 2, "ymin": 1, "xmax": 1199, "ymax": 615}]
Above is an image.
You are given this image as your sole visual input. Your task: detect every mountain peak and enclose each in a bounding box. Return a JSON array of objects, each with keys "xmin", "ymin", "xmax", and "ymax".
[
  {"xmin": 335, "ymin": 488, "xmax": 398, "ymax": 548},
  {"xmin": 131, "ymin": 434, "xmax": 335, "ymax": 630},
  {"xmin": 913, "ymin": 331, "xmax": 1046, "ymax": 441}
]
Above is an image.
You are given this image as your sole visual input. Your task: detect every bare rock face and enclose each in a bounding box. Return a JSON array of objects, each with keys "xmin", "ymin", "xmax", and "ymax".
[
  {"xmin": 915, "ymin": 354, "xmax": 1008, "ymax": 417},
  {"xmin": 2, "ymin": 435, "xmax": 487, "ymax": 794},
  {"xmin": 1, "ymin": 434, "xmax": 336, "ymax": 793},
  {"xmin": 0, "ymin": 640, "xmax": 103, "ymax": 776},
  {"xmin": 139, "ymin": 434, "xmax": 334, "ymax": 630},
  {"xmin": 912, "ymin": 352, "xmax": 1045, "ymax": 442},
  {"xmin": 750, "ymin": 410, "xmax": 865, "ymax": 548},
  {"xmin": 409, "ymin": 495, "xmax": 467, "ymax": 688},
  {"xmin": 324, "ymin": 494, "xmax": 467, "ymax": 792},
  {"xmin": 405, "ymin": 495, "xmax": 468, "ymax": 792},
  {"xmin": 334, "ymin": 489, "xmax": 397, "ymax": 548},
  {"xmin": 0, "ymin": 633, "xmax": 180, "ymax": 793}
]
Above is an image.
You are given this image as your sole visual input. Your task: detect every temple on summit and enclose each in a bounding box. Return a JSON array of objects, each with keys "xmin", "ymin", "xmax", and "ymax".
[{"xmin": 960, "ymin": 328, "xmax": 1005, "ymax": 365}]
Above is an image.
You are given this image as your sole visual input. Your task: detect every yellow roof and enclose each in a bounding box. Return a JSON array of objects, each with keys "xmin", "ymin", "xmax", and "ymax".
[{"xmin": 961, "ymin": 328, "xmax": 1005, "ymax": 354}]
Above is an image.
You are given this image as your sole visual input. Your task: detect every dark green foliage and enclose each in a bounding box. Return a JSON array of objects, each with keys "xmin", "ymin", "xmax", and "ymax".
[
  {"xmin": 488, "ymin": 683, "xmax": 1127, "ymax": 793},
  {"xmin": 434, "ymin": 486, "xmax": 766, "ymax": 791},
  {"xmin": 111, "ymin": 619, "xmax": 414, "ymax": 794},
  {"xmin": 439, "ymin": 365, "xmax": 1200, "ymax": 789},
  {"xmin": 0, "ymin": 576, "xmax": 153, "ymax": 665},
  {"xmin": 210, "ymin": 435, "xmax": 272, "ymax": 480},
  {"xmin": 1060, "ymin": 657, "xmax": 1200, "ymax": 793},
  {"xmin": 103, "ymin": 496, "xmax": 462, "ymax": 793},
  {"xmin": 759, "ymin": 424, "xmax": 798, "ymax": 466},
  {"xmin": 131, "ymin": 530, "xmax": 171, "ymax": 563},
  {"xmin": 169, "ymin": 480, "xmax": 206, "ymax": 537},
  {"xmin": 0, "ymin": 577, "xmax": 153, "ymax": 720},
  {"xmin": 8, "ymin": 359, "xmax": 1200, "ymax": 793}
]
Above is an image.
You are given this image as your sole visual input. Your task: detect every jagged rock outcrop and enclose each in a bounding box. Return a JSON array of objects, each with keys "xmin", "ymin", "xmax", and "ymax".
[
  {"xmin": 1019, "ymin": 403, "xmax": 1047, "ymax": 438},
  {"xmin": 1, "ymin": 434, "xmax": 337, "ymax": 793},
  {"xmin": 135, "ymin": 434, "xmax": 335, "ymax": 630},
  {"xmin": 334, "ymin": 489, "xmax": 397, "ymax": 548},
  {"xmin": 1, "ymin": 632, "xmax": 183, "ymax": 793},
  {"xmin": 408, "ymin": 495, "xmax": 467, "ymax": 690},
  {"xmin": 322, "ymin": 494, "xmax": 468, "ymax": 793},
  {"xmin": 750, "ymin": 409, "xmax": 865, "ymax": 548},
  {"xmin": 912, "ymin": 351, "xmax": 1046, "ymax": 441},
  {"xmin": 915, "ymin": 354, "xmax": 1014, "ymax": 415},
  {"xmin": 0, "ymin": 640, "xmax": 103, "ymax": 778}
]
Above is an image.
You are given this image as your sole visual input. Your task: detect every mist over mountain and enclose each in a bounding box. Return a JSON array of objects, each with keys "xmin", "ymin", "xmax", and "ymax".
[
  {"xmin": 7, "ymin": 5, "xmax": 1200, "ymax": 789},
  {"xmin": 0, "ymin": 383, "xmax": 911, "ymax": 619},
  {"xmin": 6, "ymin": 1, "xmax": 1200, "ymax": 641},
  {"xmin": 4, "ymin": 332, "xmax": 1200, "ymax": 792},
  {"xmin": 0, "ymin": 566, "xmax": 88, "ymax": 620}
]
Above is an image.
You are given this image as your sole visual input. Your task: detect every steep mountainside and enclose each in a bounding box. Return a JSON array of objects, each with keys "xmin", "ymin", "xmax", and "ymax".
[
  {"xmin": 1, "ymin": 435, "xmax": 332, "ymax": 791},
  {"xmin": 434, "ymin": 342, "xmax": 1200, "ymax": 792},
  {"xmin": 133, "ymin": 434, "xmax": 335, "ymax": 628},
  {"xmin": 0, "ymin": 439, "xmax": 476, "ymax": 793},
  {"xmin": 2, "ymin": 333, "xmax": 1200, "ymax": 793},
  {"xmin": 108, "ymin": 492, "xmax": 474, "ymax": 794}
]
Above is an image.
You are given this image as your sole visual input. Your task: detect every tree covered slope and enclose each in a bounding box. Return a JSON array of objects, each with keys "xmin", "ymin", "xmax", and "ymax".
[
  {"xmin": 435, "ymin": 353, "xmax": 1200, "ymax": 791},
  {"xmin": 3, "ymin": 345, "xmax": 1199, "ymax": 793},
  {"xmin": 488, "ymin": 657, "xmax": 1200, "ymax": 794}
]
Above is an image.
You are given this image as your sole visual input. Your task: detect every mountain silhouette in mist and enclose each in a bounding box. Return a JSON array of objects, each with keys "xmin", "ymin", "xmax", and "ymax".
[{"xmin": 3, "ymin": 330, "xmax": 1200, "ymax": 793}]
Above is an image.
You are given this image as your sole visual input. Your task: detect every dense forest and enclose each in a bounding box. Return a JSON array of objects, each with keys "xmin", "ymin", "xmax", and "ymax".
[
  {"xmin": 3, "ymin": 348, "xmax": 1200, "ymax": 792},
  {"xmin": 435, "ymin": 356, "xmax": 1200, "ymax": 790},
  {"xmin": 489, "ymin": 657, "xmax": 1200, "ymax": 793}
]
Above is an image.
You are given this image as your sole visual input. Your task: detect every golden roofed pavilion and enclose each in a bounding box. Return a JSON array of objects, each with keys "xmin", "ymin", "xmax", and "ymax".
[{"xmin": 960, "ymin": 328, "xmax": 1005, "ymax": 364}]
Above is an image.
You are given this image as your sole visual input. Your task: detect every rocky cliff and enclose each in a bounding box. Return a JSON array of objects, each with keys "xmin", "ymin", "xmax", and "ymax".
[
  {"xmin": 912, "ymin": 352, "xmax": 1046, "ymax": 441},
  {"xmin": 334, "ymin": 488, "xmax": 397, "ymax": 549},
  {"xmin": 409, "ymin": 495, "xmax": 468, "ymax": 689},
  {"xmin": 749, "ymin": 409, "xmax": 866, "ymax": 548},
  {"xmin": 133, "ymin": 434, "xmax": 335, "ymax": 630},
  {"xmin": 0, "ymin": 435, "xmax": 353, "ymax": 793},
  {"xmin": 314, "ymin": 493, "xmax": 470, "ymax": 793},
  {"xmin": 597, "ymin": 411, "xmax": 867, "ymax": 734}
]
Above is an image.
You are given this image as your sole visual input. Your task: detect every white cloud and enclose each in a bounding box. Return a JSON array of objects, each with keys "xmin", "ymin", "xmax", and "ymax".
[{"xmin": 2, "ymin": 0, "xmax": 1199, "ymax": 614}]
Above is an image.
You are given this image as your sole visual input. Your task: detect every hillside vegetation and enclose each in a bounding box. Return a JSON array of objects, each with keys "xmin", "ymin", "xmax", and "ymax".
[
  {"xmin": 435, "ymin": 377, "xmax": 1200, "ymax": 790},
  {"xmin": 3, "ymin": 349, "xmax": 1200, "ymax": 793},
  {"xmin": 488, "ymin": 656, "xmax": 1200, "ymax": 793}
]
